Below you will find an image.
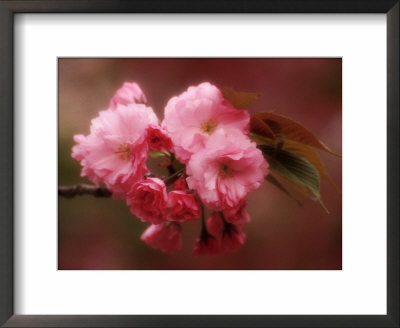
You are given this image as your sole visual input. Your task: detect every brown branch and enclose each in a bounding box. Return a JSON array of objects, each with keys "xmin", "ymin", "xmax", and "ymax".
[
  {"xmin": 58, "ymin": 169, "xmax": 185, "ymax": 198},
  {"xmin": 58, "ymin": 184, "xmax": 112, "ymax": 198}
]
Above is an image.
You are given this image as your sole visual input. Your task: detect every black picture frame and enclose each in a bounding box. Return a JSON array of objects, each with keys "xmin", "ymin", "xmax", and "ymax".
[{"xmin": 0, "ymin": 1, "xmax": 398, "ymax": 327}]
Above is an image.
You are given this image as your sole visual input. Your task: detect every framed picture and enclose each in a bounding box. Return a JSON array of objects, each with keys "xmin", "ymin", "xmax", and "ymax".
[{"xmin": 0, "ymin": 1, "xmax": 398, "ymax": 327}]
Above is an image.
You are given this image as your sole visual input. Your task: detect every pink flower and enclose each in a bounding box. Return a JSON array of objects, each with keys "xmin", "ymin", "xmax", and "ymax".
[
  {"xmin": 173, "ymin": 178, "xmax": 187, "ymax": 191},
  {"xmin": 72, "ymin": 134, "xmax": 102, "ymax": 185},
  {"xmin": 186, "ymin": 130, "xmax": 268, "ymax": 210},
  {"xmin": 109, "ymin": 82, "xmax": 147, "ymax": 108},
  {"xmin": 162, "ymin": 82, "xmax": 250, "ymax": 163},
  {"xmin": 126, "ymin": 177, "xmax": 168, "ymax": 224},
  {"xmin": 167, "ymin": 190, "xmax": 200, "ymax": 222},
  {"xmin": 193, "ymin": 235, "xmax": 220, "ymax": 256},
  {"xmin": 222, "ymin": 199, "xmax": 251, "ymax": 227},
  {"xmin": 207, "ymin": 213, "xmax": 246, "ymax": 253},
  {"xmin": 141, "ymin": 222, "xmax": 182, "ymax": 253},
  {"xmin": 71, "ymin": 103, "xmax": 159, "ymax": 196},
  {"xmin": 146, "ymin": 125, "xmax": 173, "ymax": 151}
]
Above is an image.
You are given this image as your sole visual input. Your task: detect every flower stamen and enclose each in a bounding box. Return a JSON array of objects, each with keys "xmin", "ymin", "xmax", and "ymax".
[
  {"xmin": 201, "ymin": 120, "xmax": 218, "ymax": 135},
  {"xmin": 219, "ymin": 163, "xmax": 232, "ymax": 178},
  {"xmin": 115, "ymin": 143, "xmax": 131, "ymax": 160}
]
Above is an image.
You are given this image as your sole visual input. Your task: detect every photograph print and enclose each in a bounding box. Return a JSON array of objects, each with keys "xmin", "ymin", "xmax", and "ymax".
[{"xmin": 58, "ymin": 58, "xmax": 342, "ymax": 270}]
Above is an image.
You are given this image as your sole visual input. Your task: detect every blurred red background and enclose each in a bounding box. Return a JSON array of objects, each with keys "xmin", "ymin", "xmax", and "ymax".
[{"xmin": 58, "ymin": 58, "xmax": 342, "ymax": 270}]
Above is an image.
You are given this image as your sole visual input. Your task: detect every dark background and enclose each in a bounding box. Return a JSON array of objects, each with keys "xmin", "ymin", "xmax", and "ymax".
[{"xmin": 58, "ymin": 58, "xmax": 342, "ymax": 270}]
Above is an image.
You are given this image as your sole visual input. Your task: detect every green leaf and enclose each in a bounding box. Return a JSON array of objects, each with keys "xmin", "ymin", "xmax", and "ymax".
[
  {"xmin": 282, "ymin": 139, "xmax": 341, "ymax": 194},
  {"xmin": 251, "ymin": 130, "xmax": 340, "ymax": 195},
  {"xmin": 149, "ymin": 150, "xmax": 171, "ymax": 159},
  {"xmin": 220, "ymin": 87, "xmax": 260, "ymax": 109},
  {"xmin": 259, "ymin": 144, "xmax": 329, "ymax": 213},
  {"xmin": 265, "ymin": 174, "xmax": 303, "ymax": 207}
]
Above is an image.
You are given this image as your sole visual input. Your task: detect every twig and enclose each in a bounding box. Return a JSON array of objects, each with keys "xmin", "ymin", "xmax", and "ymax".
[{"xmin": 58, "ymin": 184, "xmax": 112, "ymax": 198}]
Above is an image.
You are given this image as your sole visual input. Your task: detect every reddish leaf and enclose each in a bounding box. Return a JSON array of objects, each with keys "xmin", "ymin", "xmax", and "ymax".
[
  {"xmin": 252, "ymin": 112, "xmax": 341, "ymax": 157},
  {"xmin": 250, "ymin": 117, "xmax": 276, "ymax": 140},
  {"xmin": 220, "ymin": 87, "xmax": 260, "ymax": 109}
]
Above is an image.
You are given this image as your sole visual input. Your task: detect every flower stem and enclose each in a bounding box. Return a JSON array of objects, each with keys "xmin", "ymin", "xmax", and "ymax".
[
  {"xmin": 163, "ymin": 168, "xmax": 184, "ymax": 185},
  {"xmin": 219, "ymin": 211, "xmax": 237, "ymax": 238},
  {"xmin": 199, "ymin": 203, "xmax": 210, "ymax": 242},
  {"xmin": 167, "ymin": 153, "xmax": 176, "ymax": 175},
  {"xmin": 219, "ymin": 211, "xmax": 227, "ymax": 224},
  {"xmin": 201, "ymin": 203, "xmax": 206, "ymax": 228}
]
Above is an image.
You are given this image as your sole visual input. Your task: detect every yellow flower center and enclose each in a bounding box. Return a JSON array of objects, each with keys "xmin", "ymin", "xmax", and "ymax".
[
  {"xmin": 201, "ymin": 120, "xmax": 218, "ymax": 135},
  {"xmin": 115, "ymin": 143, "xmax": 131, "ymax": 160}
]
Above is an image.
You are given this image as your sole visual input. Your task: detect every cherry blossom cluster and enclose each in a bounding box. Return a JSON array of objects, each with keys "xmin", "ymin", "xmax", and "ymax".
[{"xmin": 72, "ymin": 82, "xmax": 269, "ymax": 255}]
